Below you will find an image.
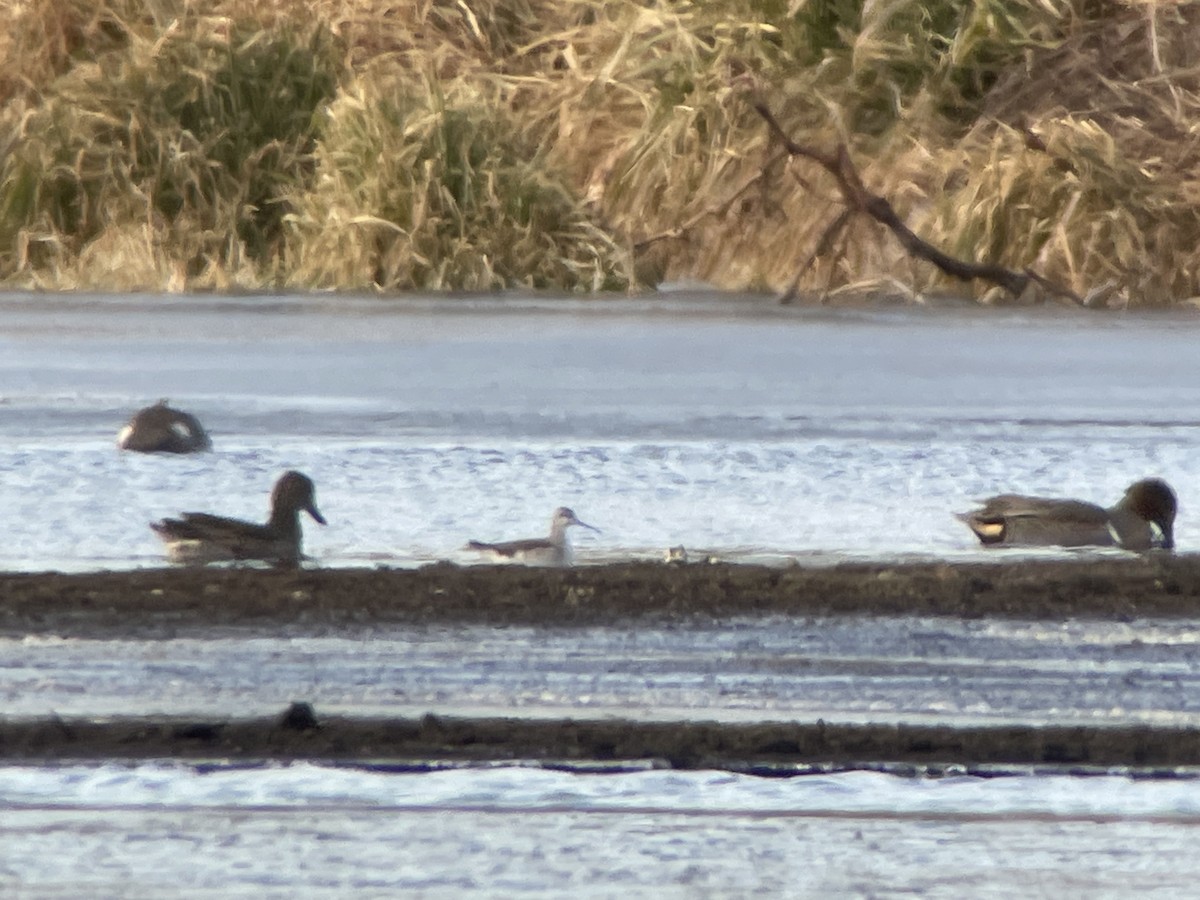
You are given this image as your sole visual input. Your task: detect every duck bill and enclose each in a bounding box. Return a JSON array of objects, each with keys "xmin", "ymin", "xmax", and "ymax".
[{"xmin": 307, "ymin": 503, "xmax": 328, "ymax": 526}]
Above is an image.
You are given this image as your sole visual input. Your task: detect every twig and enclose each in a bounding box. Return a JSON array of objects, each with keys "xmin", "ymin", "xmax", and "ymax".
[
  {"xmin": 780, "ymin": 207, "xmax": 852, "ymax": 304},
  {"xmin": 634, "ymin": 151, "xmax": 788, "ymax": 252}
]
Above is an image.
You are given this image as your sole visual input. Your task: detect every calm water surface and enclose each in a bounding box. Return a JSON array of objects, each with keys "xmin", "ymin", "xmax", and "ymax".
[{"xmin": 3, "ymin": 291, "xmax": 1200, "ymax": 896}]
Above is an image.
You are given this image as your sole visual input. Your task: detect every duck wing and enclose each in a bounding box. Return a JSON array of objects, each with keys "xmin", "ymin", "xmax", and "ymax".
[
  {"xmin": 152, "ymin": 512, "xmax": 270, "ymax": 543},
  {"xmin": 959, "ymin": 495, "xmax": 1112, "ymax": 547},
  {"xmin": 969, "ymin": 495, "xmax": 1108, "ymax": 523}
]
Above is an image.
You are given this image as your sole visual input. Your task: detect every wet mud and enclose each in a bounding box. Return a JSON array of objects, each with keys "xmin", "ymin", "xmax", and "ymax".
[
  {"xmin": 5, "ymin": 707, "xmax": 1200, "ymax": 773},
  {"xmin": 5, "ymin": 557, "xmax": 1200, "ymax": 768},
  {"xmin": 1, "ymin": 556, "xmax": 1199, "ymax": 638}
]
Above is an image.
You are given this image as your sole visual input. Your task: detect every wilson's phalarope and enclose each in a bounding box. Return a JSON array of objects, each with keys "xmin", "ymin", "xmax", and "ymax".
[
  {"xmin": 467, "ymin": 506, "xmax": 599, "ymax": 567},
  {"xmin": 151, "ymin": 470, "xmax": 327, "ymax": 565}
]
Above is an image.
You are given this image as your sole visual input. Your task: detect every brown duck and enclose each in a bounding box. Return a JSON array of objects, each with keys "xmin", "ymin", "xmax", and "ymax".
[
  {"xmin": 152, "ymin": 471, "xmax": 326, "ymax": 565},
  {"xmin": 117, "ymin": 399, "xmax": 211, "ymax": 454},
  {"xmin": 958, "ymin": 478, "xmax": 1176, "ymax": 551}
]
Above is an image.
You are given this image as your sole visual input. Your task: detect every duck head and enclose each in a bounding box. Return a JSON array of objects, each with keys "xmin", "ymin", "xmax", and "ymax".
[
  {"xmin": 1120, "ymin": 478, "xmax": 1176, "ymax": 550},
  {"xmin": 272, "ymin": 471, "xmax": 327, "ymax": 526}
]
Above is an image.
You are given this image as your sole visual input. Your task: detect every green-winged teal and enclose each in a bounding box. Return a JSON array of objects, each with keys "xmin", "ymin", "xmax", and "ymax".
[
  {"xmin": 958, "ymin": 478, "xmax": 1176, "ymax": 551},
  {"xmin": 468, "ymin": 506, "xmax": 599, "ymax": 567},
  {"xmin": 118, "ymin": 399, "xmax": 211, "ymax": 454},
  {"xmin": 151, "ymin": 470, "xmax": 326, "ymax": 565}
]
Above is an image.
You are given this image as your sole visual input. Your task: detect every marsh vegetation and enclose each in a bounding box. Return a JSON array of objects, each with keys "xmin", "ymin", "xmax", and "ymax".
[{"xmin": 2, "ymin": 0, "xmax": 1197, "ymax": 304}]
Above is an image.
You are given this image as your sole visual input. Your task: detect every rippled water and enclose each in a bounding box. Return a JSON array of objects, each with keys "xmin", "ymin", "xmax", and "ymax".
[
  {"xmin": 5, "ymin": 291, "xmax": 1200, "ymax": 894},
  {"xmin": 6, "ymin": 614, "xmax": 1200, "ymax": 891},
  {"xmin": 5, "ymin": 763, "xmax": 1200, "ymax": 897}
]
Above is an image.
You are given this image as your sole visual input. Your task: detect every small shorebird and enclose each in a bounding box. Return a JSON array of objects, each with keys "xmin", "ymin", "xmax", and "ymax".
[
  {"xmin": 151, "ymin": 470, "xmax": 327, "ymax": 565},
  {"xmin": 117, "ymin": 399, "xmax": 211, "ymax": 454},
  {"xmin": 467, "ymin": 506, "xmax": 599, "ymax": 567},
  {"xmin": 958, "ymin": 478, "xmax": 1176, "ymax": 551}
]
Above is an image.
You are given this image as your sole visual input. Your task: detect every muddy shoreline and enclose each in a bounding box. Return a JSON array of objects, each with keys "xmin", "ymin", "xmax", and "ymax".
[
  {"xmin": 4, "ymin": 708, "xmax": 1200, "ymax": 772},
  {"xmin": 0, "ymin": 556, "xmax": 1197, "ymax": 638}
]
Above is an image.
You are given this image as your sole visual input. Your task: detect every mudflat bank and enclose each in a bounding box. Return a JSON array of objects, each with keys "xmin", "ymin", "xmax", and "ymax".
[
  {"xmin": 0, "ymin": 556, "xmax": 1197, "ymax": 638},
  {"xmin": 5, "ymin": 708, "xmax": 1200, "ymax": 773},
  {"xmin": 6, "ymin": 558, "xmax": 1200, "ymax": 768}
]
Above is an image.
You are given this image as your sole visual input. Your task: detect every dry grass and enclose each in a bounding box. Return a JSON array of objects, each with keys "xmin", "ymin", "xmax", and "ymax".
[
  {"xmin": 283, "ymin": 74, "xmax": 634, "ymax": 291},
  {"xmin": 2, "ymin": 0, "xmax": 1199, "ymax": 302},
  {"xmin": 0, "ymin": 2, "xmax": 338, "ymax": 290}
]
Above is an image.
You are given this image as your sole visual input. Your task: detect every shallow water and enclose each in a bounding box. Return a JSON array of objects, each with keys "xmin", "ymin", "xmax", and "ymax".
[
  {"xmin": 5, "ymin": 763, "xmax": 1200, "ymax": 897},
  {"xmin": 2, "ymin": 291, "xmax": 1199, "ymax": 569},
  {"xmin": 5, "ymin": 291, "xmax": 1200, "ymax": 894},
  {"xmin": 7, "ymin": 616, "xmax": 1200, "ymax": 727}
]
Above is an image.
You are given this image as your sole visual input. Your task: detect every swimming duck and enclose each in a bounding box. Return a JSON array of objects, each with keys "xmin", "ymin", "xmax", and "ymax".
[
  {"xmin": 467, "ymin": 507, "xmax": 599, "ymax": 567},
  {"xmin": 957, "ymin": 478, "xmax": 1176, "ymax": 551},
  {"xmin": 117, "ymin": 400, "xmax": 211, "ymax": 454},
  {"xmin": 151, "ymin": 470, "xmax": 326, "ymax": 565}
]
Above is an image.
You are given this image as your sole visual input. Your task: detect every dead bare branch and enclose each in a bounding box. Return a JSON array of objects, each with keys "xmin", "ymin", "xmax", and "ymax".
[{"xmin": 755, "ymin": 101, "xmax": 1085, "ymax": 305}]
